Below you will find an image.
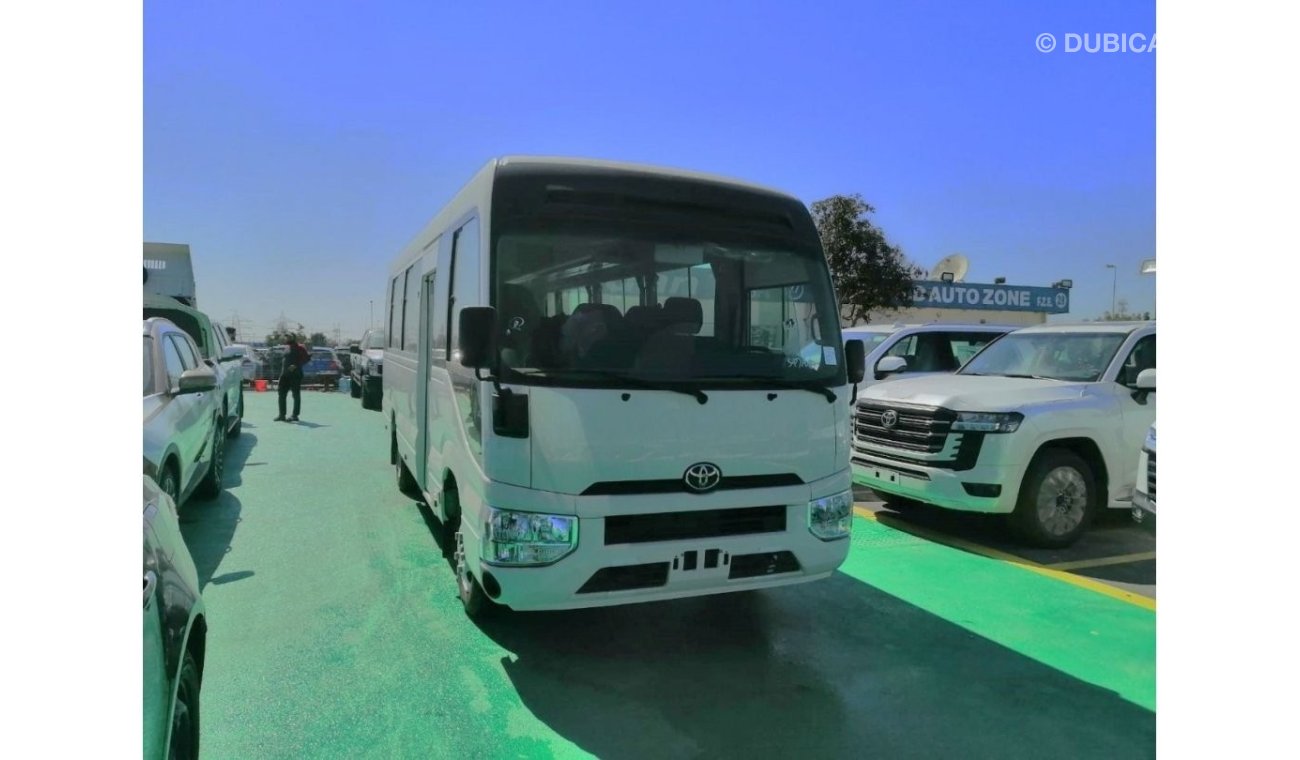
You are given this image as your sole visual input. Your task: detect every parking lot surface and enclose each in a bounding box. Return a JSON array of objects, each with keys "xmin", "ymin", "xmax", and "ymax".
[{"xmin": 181, "ymin": 392, "xmax": 1155, "ymax": 759}]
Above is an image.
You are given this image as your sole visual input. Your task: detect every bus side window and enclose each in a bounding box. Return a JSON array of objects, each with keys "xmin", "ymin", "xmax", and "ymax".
[
  {"xmin": 387, "ymin": 276, "xmax": 400, "ymax": 349},
  {"xmin": 448, "ymin": 217, "xmax": 479, "ymax": 362}
]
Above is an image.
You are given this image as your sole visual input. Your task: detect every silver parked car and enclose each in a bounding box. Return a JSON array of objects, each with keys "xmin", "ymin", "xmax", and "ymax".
[
  {"xmin": 143, "ymin": 318, "xmax": 225, "ymax": 507},
  {"xmin": 349, "ymin": 327, "xmax": 384, "ymax": 410}
]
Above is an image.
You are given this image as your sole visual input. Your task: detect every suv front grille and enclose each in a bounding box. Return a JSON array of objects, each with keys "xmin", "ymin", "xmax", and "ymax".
[{"xmin": 854, "ymin": 402, "xmax": 954, "ymax": 453}]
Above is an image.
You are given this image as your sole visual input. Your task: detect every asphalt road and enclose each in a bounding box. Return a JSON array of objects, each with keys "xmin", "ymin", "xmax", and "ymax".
[{"xmin": 179, "ymin": 391, "xmax": 1156, "ymax": 759}]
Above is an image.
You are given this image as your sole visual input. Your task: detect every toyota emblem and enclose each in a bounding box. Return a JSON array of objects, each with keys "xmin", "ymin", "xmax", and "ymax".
[
  {"xmin": 684, "ymin": 462, "xmax": 722, "ymax": 493},
  {"xmin": 880, "ymin": 409, "xmax": 898, "ymax": 428}
]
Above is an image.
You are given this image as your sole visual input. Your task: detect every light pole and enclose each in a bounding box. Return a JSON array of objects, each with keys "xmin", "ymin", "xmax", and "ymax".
[
  {"xmin": 369, "ymin": 300, "xmax": 374, "ymax": 331},
  {"xmin": 1105, "ymin": 264, "xmax": 1117, "ymax": 316}
]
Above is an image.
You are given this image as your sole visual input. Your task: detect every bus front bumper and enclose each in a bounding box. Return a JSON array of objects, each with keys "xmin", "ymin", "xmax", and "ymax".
[{"xmin": 469, "ymin": 506, "xmax": 851, "ymax": 612}]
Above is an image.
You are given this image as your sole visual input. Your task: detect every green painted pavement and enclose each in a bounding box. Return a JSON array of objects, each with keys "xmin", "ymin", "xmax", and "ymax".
[
  {"xmin": 838, "ymin": 520, "xmax": 1156, "ymax": 711},
  {"xmin": 180, "ymin": 392, "xmax": 1154, "ymax": 759}
]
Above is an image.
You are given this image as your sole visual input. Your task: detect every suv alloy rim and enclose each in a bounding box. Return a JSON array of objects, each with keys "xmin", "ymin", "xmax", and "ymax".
[{"xmin": 1035, "ymin": 466, "xmax": 1088, "ymax": 536}]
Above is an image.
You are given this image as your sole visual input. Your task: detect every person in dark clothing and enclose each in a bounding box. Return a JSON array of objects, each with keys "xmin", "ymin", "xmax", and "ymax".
[{"xmin": 275, "ymin": 337, "xmax": 311, "ymax": 422}]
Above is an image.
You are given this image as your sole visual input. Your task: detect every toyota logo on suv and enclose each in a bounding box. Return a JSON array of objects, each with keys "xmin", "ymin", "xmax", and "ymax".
[
  {"xmin": 880, "ymin": 409, "xmax": 899, "ymax": 428},
  {"xmin": 684, "ymin": 462, "xmax": 722, "ymax": 493}
]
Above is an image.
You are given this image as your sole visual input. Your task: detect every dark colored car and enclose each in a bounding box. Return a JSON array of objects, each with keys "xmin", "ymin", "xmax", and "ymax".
[
  {"xmin": 303, "ymin": 346, "xmax": 343, "ymax": 389},
  {"xmin": 144, "ymin": 474, "xmax": 207, "ymax": 759}
]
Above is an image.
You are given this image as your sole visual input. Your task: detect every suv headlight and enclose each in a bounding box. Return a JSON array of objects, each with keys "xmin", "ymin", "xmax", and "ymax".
[
  {"xmin": 808, "ymin": 490, "xmax": 853, "ymax": 540},
  {"xmin": 1144, "ymin": 425, "xmax": 1156, "ymax": 451},
  {"xmin": 368, "ymin": 359, "xmax": 381, "ymax": 374},
  {"xmin": 482, "ymin": 508, "xmax": 578, "ymax": 566},
  {"xmin": 952, "ymin": 411, "xmax": 1023, "ymax": 433}
]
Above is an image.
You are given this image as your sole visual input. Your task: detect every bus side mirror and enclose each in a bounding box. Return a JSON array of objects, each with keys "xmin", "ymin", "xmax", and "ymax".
[
  {"xmin": 845, "ymin": 339, "xmax": 866, "ymax": 385},
  {"xmin": 459, "ymin": 307, "xmax": 497, "ymax": 369}
]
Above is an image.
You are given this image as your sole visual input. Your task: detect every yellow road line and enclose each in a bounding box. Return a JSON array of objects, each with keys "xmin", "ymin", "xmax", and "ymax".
[
  {"xmin": 853, "ymin": 506, "xmax": 1157, "ymax": 612},
  {"xmin": 1046, "ymin": 551, "xmax": 1158, "ymax": 571}
]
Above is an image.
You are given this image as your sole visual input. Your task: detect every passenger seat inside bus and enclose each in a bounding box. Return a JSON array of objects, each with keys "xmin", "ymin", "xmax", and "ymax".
[{"xmin": 632, "ymin": 297, "xmax": 701, "ymax": 376}]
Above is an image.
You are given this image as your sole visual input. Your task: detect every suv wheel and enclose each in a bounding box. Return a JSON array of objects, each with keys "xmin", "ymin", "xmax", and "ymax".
[
  {"xmin": 170, "ymin": 650, "xmax": 201, "ymax": 759},
  {"xmin": 159, "ymin": 463, "xmax": 181, "ymax": 506},
  {"xmin": 1011, "ymin": 448, "xmax": 1096, "ymax": 548},
  {"xmin": 197, "ymin": 418, "xmax": 225, "ymax": 499},
  {"xmin": 229, "ymin": 393, "xmax": 243, "ymax": 438}
]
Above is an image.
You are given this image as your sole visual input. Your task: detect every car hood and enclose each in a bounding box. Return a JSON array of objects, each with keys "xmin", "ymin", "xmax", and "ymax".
[{"xmin": 859, "ymin": 374, "xmax": 1090, "ymax": 412}]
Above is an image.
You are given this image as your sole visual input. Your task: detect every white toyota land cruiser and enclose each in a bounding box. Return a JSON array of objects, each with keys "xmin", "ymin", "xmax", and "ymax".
[{"xmin": 852, "ymin": 321, "xmax": 1156, "ymax": 547}]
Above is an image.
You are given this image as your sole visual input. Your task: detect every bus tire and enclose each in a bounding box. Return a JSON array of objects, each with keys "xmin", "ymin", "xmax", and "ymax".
[
  {"xmin": 395, "ymin": 457, "xmax": 419, "ymax": 498},
  {"xmin": 455, "ymin": 531, "xmax": 497, "ymax": 619}
]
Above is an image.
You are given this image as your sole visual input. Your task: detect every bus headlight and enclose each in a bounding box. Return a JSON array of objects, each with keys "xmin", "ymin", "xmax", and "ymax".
[
  {"xmin": 808, "ymin": 490, "xmax": 853, "ymax": 540},
  {"xmin": 482, "ymin": 508, "xmax": 578, "ymax": 566},
  {"xmin": 952, "ymin": 411, "xmax": 1023, "ymax": 433}
]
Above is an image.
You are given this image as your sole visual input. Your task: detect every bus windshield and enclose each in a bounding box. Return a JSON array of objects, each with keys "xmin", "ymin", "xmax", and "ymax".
[{"xmin": 493, "ymin": 227, "xmax": 844, "ymax": 387}]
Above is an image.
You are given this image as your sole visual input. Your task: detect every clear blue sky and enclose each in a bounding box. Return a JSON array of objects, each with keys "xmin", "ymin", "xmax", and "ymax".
[{"xmin": 144, "ymin": 0, "xmax": 1155, "ymax": 342}]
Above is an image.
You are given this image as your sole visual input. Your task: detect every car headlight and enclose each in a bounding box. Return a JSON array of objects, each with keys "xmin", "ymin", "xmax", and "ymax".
[
  {"xmin": 1144, "ymin": 426, "xmax": 1156, "ymax": 451},
  {"xmin": 952, "ymin": 411, "xmax": 1023, "ymax": 433},
  {"xmin": 482, "ymin": 508, "xmax": 578, "ymax": 566},
  {"xmin": 808, "ymin": 490, "xmax": 853, "ymax": 540}
]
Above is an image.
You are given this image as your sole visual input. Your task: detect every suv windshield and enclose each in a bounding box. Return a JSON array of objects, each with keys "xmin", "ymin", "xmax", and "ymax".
[
  {"xmin": 493, "ymin": 228, "xmax": 843, "ymax": 386},
  {"xmin": 960, "ymin": 331, "xmax": 1127, "ymax": 382}
]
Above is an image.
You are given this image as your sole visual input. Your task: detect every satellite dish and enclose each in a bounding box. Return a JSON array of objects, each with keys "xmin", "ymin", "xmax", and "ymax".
[{"xmin": 930, "ymin": 253, "xmax": 970, "ymax": 282}]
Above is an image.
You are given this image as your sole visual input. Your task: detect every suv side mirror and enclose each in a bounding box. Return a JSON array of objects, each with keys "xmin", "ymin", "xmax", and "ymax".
[
  {"xmin": 1135, "ymin": 368, "xmax": 1156, "ymax": 391},
  {"xmin": 458, "ymin": 307, "xmax": 497, "ymax": 369},
  {"xmin": 220, "ymin": 346, "xmax": 243, "ymax": 362},
  {"xmin": 845, "ymin": 339, "xmax": 866, "ymax": 385},
  {"xmin": 177, "ymin": 366, "xmax": 217, "ymax": 395},
  {"xmin": 875, "ymin": 355, "xmax": 907, "ymax": 380}
]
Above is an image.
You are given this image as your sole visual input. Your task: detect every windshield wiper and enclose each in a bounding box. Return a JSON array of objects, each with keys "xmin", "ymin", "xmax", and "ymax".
[
  {"xmin": 966, "ymin": 372, "xmax": 1066, "ymax": 381},
  {"xmin": 513, "ymin": 368, "xmax": 709, "ymax": 404},
  {"xmin": 694, "ymin": 376, "xmax": 837, "ymax": 403}
]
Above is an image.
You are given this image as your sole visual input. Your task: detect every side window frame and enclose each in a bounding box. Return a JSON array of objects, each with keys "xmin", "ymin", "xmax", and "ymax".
[
  {"xmin": 388, "ymin": 276, "xmax": 400, "ymax": 349},
  {"xmin": 1116, "ymin": 333, "xmax": 1157, "ymax": 386},
  {"xmin": 402, "ymin": 264, "xmax": 419, "ymax": 352},
  {"xmin": 169, "ymin": 334, "xmax": 199, "ymax": 370},
  {"xmin": 161, "ymin": 334, "xmax": 187, "ymax": 391},
  {"xmin": 445, "ymin": 228, "xmax": 461, "ymax": 361},
  {"xmin": 885, "ymin": 334, "xmax": 916, "ymax": 360}
]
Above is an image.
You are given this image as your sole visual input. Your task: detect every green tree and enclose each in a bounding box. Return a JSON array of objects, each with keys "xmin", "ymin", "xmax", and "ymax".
[
  {"xmin": 308, "ymin": 332, "xmax": 329, "ymax": 347},
  {"xmin": 810, "ymin": 194, "xmax": 923, "ymax": 325}
]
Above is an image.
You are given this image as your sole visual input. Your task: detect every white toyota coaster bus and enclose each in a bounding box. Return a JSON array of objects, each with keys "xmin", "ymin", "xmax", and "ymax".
[{"xmin": 383, "ymin": 157, "xmax": 867, "ymax": 617}]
